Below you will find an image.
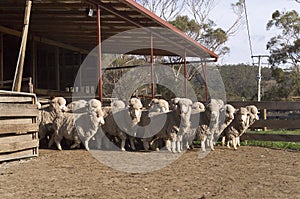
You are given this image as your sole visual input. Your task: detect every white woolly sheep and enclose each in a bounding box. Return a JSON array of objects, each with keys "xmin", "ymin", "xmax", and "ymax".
[
  {"xmin": 96, "ymin": 98, "xmax": 143, "ymax": 151},
  {"xmin": 49, "ymin": 99, "xmax": 105, "ymax": 150},
  {"xmin": 141, "ymin": 98, "xmax": 193, "ymax": 153},
  {"xmin": 38, "ymin": 97, "xmax": 68, "ymax": 147},
  {"xmin": 66, "ymin": 100, "xmax": 87, "ymax": 113},
  {"xmin": 221, "ymin": 107, "xmax": 250, "ymax": 150},
  {"xmin": 149, "ymin": 98, "xmax": 170, "ymax": 113}
]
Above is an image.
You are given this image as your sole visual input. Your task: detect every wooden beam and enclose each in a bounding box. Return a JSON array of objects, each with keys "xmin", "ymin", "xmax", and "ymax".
[
  {"xmin": 0, "ymin": 103, "xmax": 38, "ymax": 117},
  {"xmin": 0, "ymin": 140, "xmax": 39, "ymax": 153},
  {"xmin": 31, "ymin": 40, "xmax": 37, "ymax": 87},
  {"xmin": 0, "ymin": 148, "xmax": 38, "ymax": 162},
  {"xmin": 0, "ymin": 25, "xmax": 89, "ymax": 54},
  {"xmin": 0, "ymin": 123, "xmax": 38, "ymax": 135},
  {"xmin": 12, "ymin": 0, "xmax": 32, "ymax": 92},
  {"xmin": 55, "ymin": 47, "xmax": 60, "ymax": 90},
  {"xmin": 0, "ymin": 96, "xmax": 33, "ymax": 103},
  {"xmin": 229, "ymin": 101, "xmax": 300, "ymax": 111},
  {"xmin": 251, "ymin": 119, "xmax": 300, "ymax": 130},
  {"xmin": 241, "ymin": 133, "xmax": 300, "ymax": 142},
  {"xmin": 0, "ymin": 32, "xmax": 3, "ymax": 87}
]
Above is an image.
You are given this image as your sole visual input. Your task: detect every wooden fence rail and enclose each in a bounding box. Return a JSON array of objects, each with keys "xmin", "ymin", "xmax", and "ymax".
[{"xmin": 228, "ymin": 101, "xmax": 300, "ymax": 143}]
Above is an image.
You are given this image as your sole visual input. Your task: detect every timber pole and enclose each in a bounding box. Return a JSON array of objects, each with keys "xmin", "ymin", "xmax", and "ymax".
[
  {"xmin": 97, "ymin": 5, "xmax": 103, "ymax": 102},
  {"xmin": 0, "ymin": 32, "xmax": 3, "ymax": 87},
  {"xmin": 12, "ymin": 0, "xmax": 32, "ymax": 92}
]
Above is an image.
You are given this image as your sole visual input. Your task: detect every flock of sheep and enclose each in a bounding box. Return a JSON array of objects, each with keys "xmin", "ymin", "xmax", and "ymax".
[{"xmin": 37, "ymin": 96, "xmax": 259, "ymax": 153}]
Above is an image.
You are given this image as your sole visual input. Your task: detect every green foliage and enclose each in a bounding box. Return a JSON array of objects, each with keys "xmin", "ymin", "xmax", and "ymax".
[
  {"xmin": 218, "ymin": 64, "xmax": 273, "ymax": 101},
  {"xmin": 241, "ymin": 140, "xmax": 300, "ymax": 151},
  {"xmin": 266, "ymin": 10, "xmax": 300, "ymax": 97},
  {"xmin": 169, "ymin": 15, "xmax": 230, "ymax": 56}
]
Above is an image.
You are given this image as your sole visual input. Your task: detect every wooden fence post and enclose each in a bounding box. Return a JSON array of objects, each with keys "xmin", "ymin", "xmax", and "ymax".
[{"xmin": 263, "ymin": 108, "xmax": 267, "ymax": 131}]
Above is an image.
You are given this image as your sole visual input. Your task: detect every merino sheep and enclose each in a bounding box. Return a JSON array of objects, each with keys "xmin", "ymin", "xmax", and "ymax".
[
  {"xmin": 235, "ymin": 105, "xmax": 259, "ymax": 146},
  {"xmin": 214, "ymin": 104, "xmax": 236, "ymax": 144},
  {"xmin": 66, "ymin": 100, "xmax": 87, "ymax": 113},
  {"xmin": 192, "ymin": 101, "xmax": 205, "ymax": 112},
  {"xmin": 49, "ymin": 99, "xmax": 105, "ymax": 150},
  {"xmin": 221, "ymin": 107, "xmax": 250, "ymax": 150},
  {"xmin": 149, "ymin": 98, "xmax": 170, "ymax": 113},
  {"xmin": 51, "ymin": 97, "xmax": 68, "ymax": 112},
  {"xmin": 192, "ymin": 99, "xmax": 224, "ymax": 152},
  {"xmin": 96, "ymin": 98, "xmax": 143, "ymax": 151},
  {"xmin": 141, "ymin": 98, "xmax": 193, "ymax": 153},
  {"xmin": 38, "ymin": 97, "xmax": 68, "ymax": 147}
]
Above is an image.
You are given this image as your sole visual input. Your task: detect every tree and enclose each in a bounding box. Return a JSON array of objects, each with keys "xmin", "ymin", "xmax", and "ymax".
[
  {"xmin": 137, "ymin": 0, "xmax": 244, "ymax": 57},
  {"xmin": 266, "ymin": 10, "xmax": 300, "ymax": 96},
  {"xmin": 136, "ymin": 0, "xmax": 184, "ymax": 21}
]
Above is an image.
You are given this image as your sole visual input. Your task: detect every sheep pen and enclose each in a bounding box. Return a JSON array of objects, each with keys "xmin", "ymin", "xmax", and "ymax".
[{"xmin": 0, "ymin": 147, "xmax": 299, "ymax": 198}]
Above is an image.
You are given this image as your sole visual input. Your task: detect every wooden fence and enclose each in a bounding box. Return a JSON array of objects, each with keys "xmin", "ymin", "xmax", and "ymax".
[
  {"xmin": 229, "ymin": 101, "xmax": 300, "ymax": 143},
  {"xmin": 0, "ymin": 90, "xmax": 39, "ymax": 161}
]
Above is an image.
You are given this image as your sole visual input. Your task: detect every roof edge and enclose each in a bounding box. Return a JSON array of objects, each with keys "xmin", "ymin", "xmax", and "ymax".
[{"xmin": 122, "ymin": 0, "xmax": 218, "ymax": 61}]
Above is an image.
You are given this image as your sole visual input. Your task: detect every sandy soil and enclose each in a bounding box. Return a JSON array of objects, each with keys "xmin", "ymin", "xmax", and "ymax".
[{"xmin": 0, "ymin": 146, "xmax": 299, "ymax": 199}]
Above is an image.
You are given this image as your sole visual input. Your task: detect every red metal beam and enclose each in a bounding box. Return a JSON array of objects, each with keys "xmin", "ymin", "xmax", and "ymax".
[
  {"xmin": 150, "ymin": 33, "xmax": 154, "ymax": 99},
  {"xmin": 97, "ymin": 5, "xmax": 102, "ymax": 102},
  {"xmin": 184, "ymin": 49, "xmax": 187, "ymax": 98},
  {"xmin": 202, "ymin": 62, "xmax": 209, "ymax": 102}
]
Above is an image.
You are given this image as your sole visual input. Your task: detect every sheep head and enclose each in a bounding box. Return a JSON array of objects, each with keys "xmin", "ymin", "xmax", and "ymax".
[
  {"xmin": 225, "ymin": 104, "xmax": 236, "ymax": 121},
  {"xmin": 192, "ymin": 102, "xmax": 205, "ymax": 112},
  {"xmin": 246, "ymin": 105, "xmax": 259, "ymax": 121},
  {"xmin": 129, "ymin": 98, "xmax": 143, "ymax": 124},
  {"xmin": 50, "ymin": 97, "xmax": 68, "ymax": 113}
]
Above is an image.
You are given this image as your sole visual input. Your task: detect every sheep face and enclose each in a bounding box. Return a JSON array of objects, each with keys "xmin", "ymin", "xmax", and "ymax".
[
  {"xmin": 91, "ymin": 109, "xmax": 105, "ymax": 126},
  {"xmin": 236, "ymin": 107, "xmax": 250, "ymax": 126},
  {"xmin": 192, "ymin": 102, "xmax": 205, "ymax": 112},
  {"xmin": 225, "ymin": 104, "xmax": 235, "ymax": 121},
  {"xmin": 129, "ymin": 106, "xmax": 142, "ymax": 125},
  {"xmin": 246, "ymin": 105, "xmax": 259, "ymax": 121},
  {"xmin": 51, "ymin": 97, "xmax": 68, "ymax": 112},
  {"xmin": 128, "ymin": 98, "xmax": 143, "ymax": 125}
]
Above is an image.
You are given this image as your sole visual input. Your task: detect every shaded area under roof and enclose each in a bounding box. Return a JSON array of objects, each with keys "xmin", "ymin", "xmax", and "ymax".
[{"xmin": 0, "ymin": 0, "xmax": 218, "ymax": 59}]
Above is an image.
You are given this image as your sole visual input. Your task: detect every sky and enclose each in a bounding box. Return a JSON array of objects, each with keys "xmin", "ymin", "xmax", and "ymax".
[{"xmin": 209, "ymin": 0, "xmax": 300, "ymax": 65}]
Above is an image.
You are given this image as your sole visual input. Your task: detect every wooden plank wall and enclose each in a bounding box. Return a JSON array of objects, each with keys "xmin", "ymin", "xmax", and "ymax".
[
  {"xmin": 229, "ymin": 101, "xmax": 300, "ymax": 143},
  {"xmin": 0, "ymin": 91, "xmax": 39, "ymax": 162}
]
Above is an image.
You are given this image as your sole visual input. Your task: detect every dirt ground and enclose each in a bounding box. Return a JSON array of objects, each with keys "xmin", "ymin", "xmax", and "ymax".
[{"xmin": 0, "ymin": 146, "xmax": 299, "ymax": 199}]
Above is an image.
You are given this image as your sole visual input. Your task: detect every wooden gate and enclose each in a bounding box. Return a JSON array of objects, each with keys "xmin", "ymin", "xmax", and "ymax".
[{"xmin": 0, "ymin": 90, "xmax": 39, "ymax": 161}]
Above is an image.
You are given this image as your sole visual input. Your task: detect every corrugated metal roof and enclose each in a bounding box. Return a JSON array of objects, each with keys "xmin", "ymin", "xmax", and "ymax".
[{"xmin": 0, "ymin": 0, "xmax": 218, "ymax": 60}]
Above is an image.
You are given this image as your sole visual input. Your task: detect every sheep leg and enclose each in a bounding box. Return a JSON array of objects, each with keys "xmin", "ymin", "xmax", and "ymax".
[
  {"xmin": 227, "ymin": 139, "xmax": 231, "ymax": 148},
  {"xmin": 221, "ymin": 136, "xmax": 226, "ymax": 146},
  {"xmin": 201, "ymin": 134, "xmax": 207, "ymax": 152},
  {"xmin": 171, "ymin": 139, "xmax": 176, "ymax": 153},
  {"xmin": 177, "ymin": 134, "xmax": 183, "ymax": 153},
  {"xmin": 128, "ymin": 136, "xmax": 136, "ymax": 150},
  {"xmin": 232, "ymin": 137, "xmax": 238, "ymax": 150},
  {"xmin": 165, "ymin": 139, "xmax": 171, "ymax": 152},
  {"xmin": 120, "ymin": 139, "xmax": 126, "ymax": 151},
  {"xmin": 142, "ymin": 138, "xmax": 150, "ymax": 151},
  {"xmin": 210, "ymin": 138, "xmax": 215, "ymax": 151},
  {"xmin": 142, "ymin": 139, "xmax": 150, "ymax": 151},
  {"xmin": 54, "ymin": 134, "xmax": 63, "ymax": 151},
  {"xmin": 237, "ymin": 136, "xmax": 241, "ymax": 147},
  {"xmin": 48, "ymin": 133, "xmax": 55, "ymax": 148},
  {"xmin": 70, "ymin": 136, "xmax": 81, "ymax": 149},
  {"xmin": 170, "ymin": 133, "xmax": 177, "ymax": 153},
  {"xmin": 207, "ymin": 134, "xmax": 214, "ymax": 151}
]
